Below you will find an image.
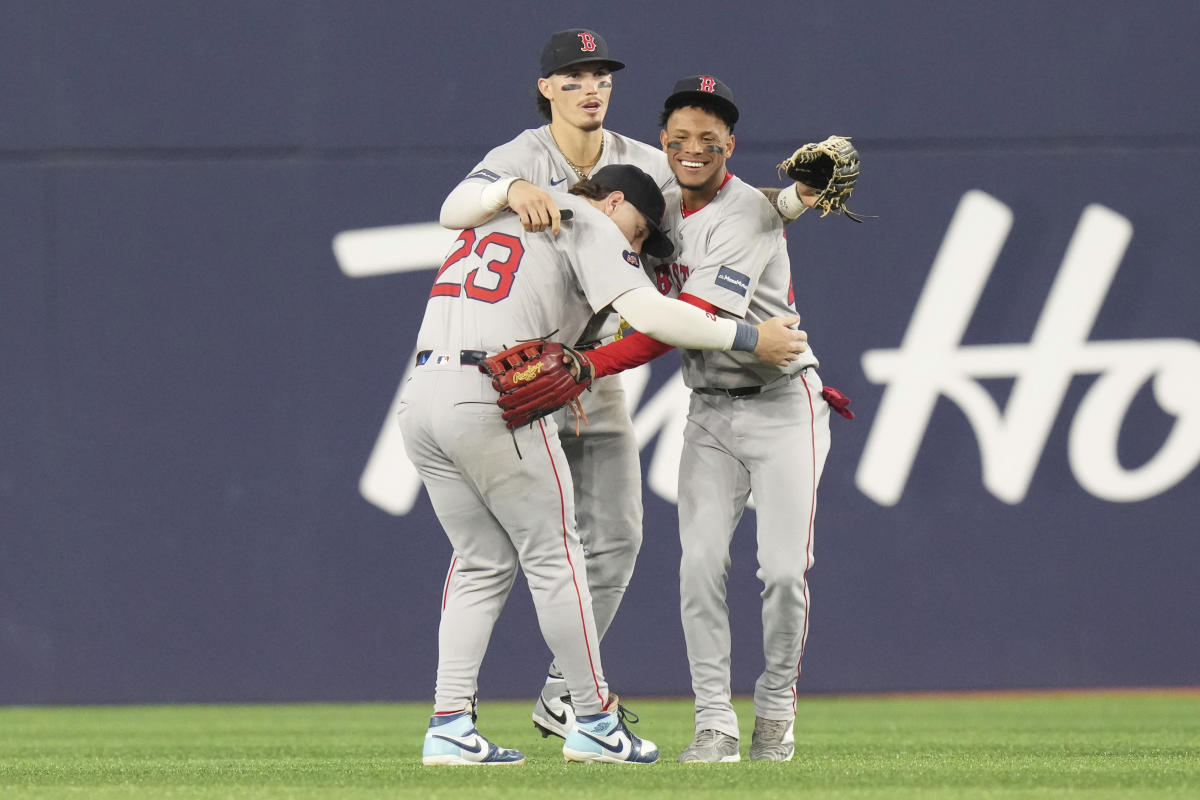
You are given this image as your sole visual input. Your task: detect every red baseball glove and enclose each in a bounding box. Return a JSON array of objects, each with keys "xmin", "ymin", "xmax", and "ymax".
[{"xmin": 479, "ymin": 341, "xmax": 594, "ymax": 430}]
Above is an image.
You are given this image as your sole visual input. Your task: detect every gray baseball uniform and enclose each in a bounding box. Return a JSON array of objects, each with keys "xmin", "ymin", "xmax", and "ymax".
[
  {"xmin": 399, "ymin": 193, "xmax": 660, "ymax": 717},
  {"xmin": 651, "ymin": 176, "xmax": 831, "ymax": 737},
  {"xmin": 451, "ymin": 126, "xmax": 674, "ymax": 647}
]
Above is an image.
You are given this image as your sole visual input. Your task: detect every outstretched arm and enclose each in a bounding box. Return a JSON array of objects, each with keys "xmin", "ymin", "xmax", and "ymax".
[
  {"xmin": 601, "ymin": 288, "xmax": 806, "ymax": 373},
  {"xmin": 439, "ymin": 177, "xmax": 519, "ymax": 230},
  {"xmin": 758, "ymin": 183, "xmax": 820, "ymax": 222},
  {"xmin": 440, "ymin": 178, "xmax": 568, "ymax": 234}
]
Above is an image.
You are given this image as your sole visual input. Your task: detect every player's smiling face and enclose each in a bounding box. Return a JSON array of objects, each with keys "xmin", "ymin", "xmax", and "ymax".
[
  {"xmin": 539, "ymin": 65, "xmax": 612, "ymax": 132},
  {"xmin": 660, "ymin": 106, "xmax": 735, "ymax": 193}
]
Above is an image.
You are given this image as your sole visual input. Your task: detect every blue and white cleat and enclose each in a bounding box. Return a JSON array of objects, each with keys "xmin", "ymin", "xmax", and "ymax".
[
  {"xmin": 563, "ymin": 702, "xmax": 658, "ymax": 764},
  {"xmin": 422, "ymin": 711, "xmax": 525, "ymax": 766}
]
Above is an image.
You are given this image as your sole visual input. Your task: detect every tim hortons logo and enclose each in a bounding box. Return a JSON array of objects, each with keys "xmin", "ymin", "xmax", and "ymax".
[
  {"xmin": 331, "ymin": 189, "xmax": 1198, "ymax": 515},
  {"xmin": 857, "ymin": 190, "xmax": 1200, "ymax": 506},
  {"xmin": 513, "ymin": 362, "xmax": 543, "ymax": 382}
]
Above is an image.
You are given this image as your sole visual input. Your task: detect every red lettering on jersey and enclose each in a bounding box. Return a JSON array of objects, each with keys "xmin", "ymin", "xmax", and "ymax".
[
  {"xmin": 464, "ymin": 232, "xmax": 524, "ymax": 303},
  {"xmin": 788, "ymin": 275, "xmax": 795, "ymax": 306},
  {"xmin": 698, "ymin": 76, "xmax": 717, "ymax": 93},
  {"xmin": 654, "ymin": 265, "xmax": 673, "ymax": 295},
  {"xmin": 430, "ymin": 229, "xmax": 525, "ymax": 303},
  {"xmin": 430, "ymin": 229, "xmax": 475, "ymax": 297},
  {"xmin": 578, "ymin": 32, "xmax": 597, "ymax": 52}
]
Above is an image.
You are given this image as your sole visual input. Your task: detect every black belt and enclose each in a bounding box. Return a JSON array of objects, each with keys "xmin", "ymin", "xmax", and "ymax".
[
  {"xmin": 693, "ymin": 385, "xmax": 768, "ymax": 397},
  {"xmin": 693, "ymin": 368, "xmax": 809, "ymax": 397},
  {"xmin": 415, "ymin": 349, "xmax": 488, "ymax": 367}
]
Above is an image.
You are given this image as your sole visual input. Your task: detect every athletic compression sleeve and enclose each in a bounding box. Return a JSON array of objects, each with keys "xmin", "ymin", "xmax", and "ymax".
[
  {"xmin": 610, "ymin": 287, "xmax": 757, "ymax": 353},
  {"xmin": 588, "ymin": 293, "xmax": 750, "ymax": 378},
  {"xmin": 439, "ymin": 177, "xmax": 520, "ymax": 230}
]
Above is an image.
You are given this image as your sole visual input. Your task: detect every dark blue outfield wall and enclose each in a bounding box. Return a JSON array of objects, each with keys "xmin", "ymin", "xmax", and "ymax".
[{"xmin": 2, "ymin": 2, "xmax": 1198, "ymax": 704}]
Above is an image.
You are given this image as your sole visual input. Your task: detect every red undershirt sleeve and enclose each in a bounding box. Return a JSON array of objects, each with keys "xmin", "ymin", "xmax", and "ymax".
[
  {"xmin": 586, "ymin": 331, "xmax": 673, "ymax": 378},
  {"xmin": 586, "ymin": 293, "xmax": 722, "ymax": 378}
]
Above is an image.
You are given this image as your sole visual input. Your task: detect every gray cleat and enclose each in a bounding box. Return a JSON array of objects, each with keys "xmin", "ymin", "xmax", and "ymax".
[
  {"xmin": 531, "ymin": 675, "xmax": 574, "ymax": 739},
  {"xmin": 678, "ymin": 729, "xmax": 740, "ymax": 762},
  {"xmin": 749, "ymin": 716, "xmax": 794, "ymax": 761}
]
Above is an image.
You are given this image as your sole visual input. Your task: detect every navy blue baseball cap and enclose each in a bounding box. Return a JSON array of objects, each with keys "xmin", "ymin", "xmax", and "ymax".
[
  {"xmin": 663, "ymin": 75, "xmax": 740, "ymax": 128},
  {"xmin": 540, "ymin": 28, "xmax": 625, "ymax": 77},
  {"xmin": 591, "ymin": 164, "xmax": 674, "ymax": 259}
]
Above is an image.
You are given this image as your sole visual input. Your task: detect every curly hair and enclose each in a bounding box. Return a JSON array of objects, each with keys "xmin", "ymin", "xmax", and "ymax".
[
  {"xmin": 659, "ymin": 95, "xmax": 737, "ymax": 133},
  {"xmin": 566, "ymin": 178, "xmax": 608, "ymax": 199}
]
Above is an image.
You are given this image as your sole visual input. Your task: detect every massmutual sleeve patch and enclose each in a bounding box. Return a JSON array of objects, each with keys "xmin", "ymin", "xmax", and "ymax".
[
  {"xmin": 715, "ymin": 266, "xmax": 751, "ymax": 297},
  {"xmin": 465, "ymin": 168, "xmax": 501, "ymax": 183}
]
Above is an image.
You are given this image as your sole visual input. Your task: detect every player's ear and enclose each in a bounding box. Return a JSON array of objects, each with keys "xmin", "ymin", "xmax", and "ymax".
[
  {"xmin": 726, "ymin": 134, "xmax": 735, "ymax": 157},
  {"xmin": 537, "ymin": 77, "xmax": 553, "ymax": 101},
  {"xmin": 604, "ymin": 190, "xmax": 624, "ymax": 216},
  {"xmin": 659, "ymin": 129, "xmax": 669, "ymax": 152}
]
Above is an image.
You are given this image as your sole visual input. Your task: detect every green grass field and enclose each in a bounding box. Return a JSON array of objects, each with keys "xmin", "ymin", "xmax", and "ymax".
[{"xmin": 2, "ymin": 691, "xmax": 1197, "ymax": 799}]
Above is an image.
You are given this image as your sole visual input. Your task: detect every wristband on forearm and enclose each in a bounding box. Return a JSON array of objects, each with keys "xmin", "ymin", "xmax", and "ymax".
[
  {"xmin": 775, "ymin": 184, "xmax": 808, "ymax": 221},
  {"xmin": 731, "ymin": 321, "xmax": 759, "ymax": 352},
  {"xmin": 480, "ymin": 176, "xmax": 521, "ymax": 212}
]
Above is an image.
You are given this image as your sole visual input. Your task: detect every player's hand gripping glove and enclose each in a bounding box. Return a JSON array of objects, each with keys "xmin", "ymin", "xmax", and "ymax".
[
  {"xmin": 777, "ymin": 135, "xmax": 863, "ymax": 222},
  {"xmin": 479, "ymin": 341, "xmax": 594, "ymax": 431}
]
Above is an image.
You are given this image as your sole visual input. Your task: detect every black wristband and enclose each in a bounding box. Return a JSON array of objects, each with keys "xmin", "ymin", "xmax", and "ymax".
[{"xmin": 731, "ymin": 321, "xmax": 759, "ymax": 352}]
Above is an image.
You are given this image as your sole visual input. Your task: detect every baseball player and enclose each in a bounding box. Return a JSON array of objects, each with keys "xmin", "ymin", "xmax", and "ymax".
[
  {"xmin": 403, "ymin": 163, "xmax": 808, "ymax": 766},
  {"xmin": 439, "ymin": 28, "xmax": 672, "ymax": 739},
  {"xmin": 581, "ymin": 77, "xmax": 834, "ymax": 762},
  {"xmin": 439, "ymin": 28, "xmax": 819, "ymax": 740}
]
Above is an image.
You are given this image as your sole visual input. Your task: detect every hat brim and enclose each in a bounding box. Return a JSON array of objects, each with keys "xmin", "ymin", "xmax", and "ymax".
[
  {"xmin": 543, "ymin": 58, "xmax": 626, "ymax": 78},
  {"xmin": 643, "ymin": 227, "xmax": 674, "ymax": 260},
  {"xmin": 663, "ymin": 90, "xmax": 739, "ymax": 126}
]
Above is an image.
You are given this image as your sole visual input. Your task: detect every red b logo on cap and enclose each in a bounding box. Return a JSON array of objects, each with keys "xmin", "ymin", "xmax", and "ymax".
[
  {"xmin": 578, "ymin": 32, "xmax": 597, "ymax": 52},
  {"xmin": 699, "ymin": 76, "xmax": 717, "ymax": 93}
]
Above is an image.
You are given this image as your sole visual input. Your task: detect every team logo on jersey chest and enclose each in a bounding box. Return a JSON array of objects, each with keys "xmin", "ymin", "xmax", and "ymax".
[{"xmin": 622, "ymin": 250, "xmax": 641, "ymax": 268}]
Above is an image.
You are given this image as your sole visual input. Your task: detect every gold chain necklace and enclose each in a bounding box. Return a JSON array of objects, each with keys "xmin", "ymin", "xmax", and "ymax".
[{"xmin": 559, "ymin": 135, "xmax": 605, "ymax": 180}]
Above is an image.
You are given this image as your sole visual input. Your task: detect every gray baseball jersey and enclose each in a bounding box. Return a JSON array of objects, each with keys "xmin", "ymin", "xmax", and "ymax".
[
  {"xmin": 651, "ymin": 175, "xmax": 820, "ymax": 388},
  {"xmin": 654, "ymin": 173, "xmax": 833, "ymax": 739},
  {"xmin": 463, "ymin": 126, "xmax": 675, "ymax": 211},
  {"xmin": 446, "ymin": 126, "xmax": 672, "ymax": 666},
  {"xmin": 414, "ymin": 193, "xmax": 648, "ymax": 354},
  {"xmin": 401, "ymin": 195, "xmax": 656, "ymax": 718}
]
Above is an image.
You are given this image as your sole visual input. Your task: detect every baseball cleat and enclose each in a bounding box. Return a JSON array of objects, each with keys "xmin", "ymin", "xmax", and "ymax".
[
  {"xmin": 679, "ymin": 729, "xmax": 741, "ymax": 762},
  {"xmin": 531, "ymin": 675, "xmax": 575, "ymax": 739},
  {"xmin": 748, "ymin": 716, "xmax": 794, "ymax": 761},
  {"xmin": 562, "ymin": 703, "xmax": 658, "ymax": 764},
  {"xmin": 421, "ymin": 711, "xmax": 525, "ymax": 766}
]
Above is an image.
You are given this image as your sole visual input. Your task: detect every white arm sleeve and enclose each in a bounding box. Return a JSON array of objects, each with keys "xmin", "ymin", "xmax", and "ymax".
[
  {"xmin": 439, "ymin": 177, "xmax": 520, "ymax": 230},
  {"xmin": 611, "ymin": 287, "xmax": 737, "ymax": 351}
]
